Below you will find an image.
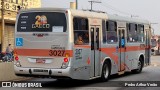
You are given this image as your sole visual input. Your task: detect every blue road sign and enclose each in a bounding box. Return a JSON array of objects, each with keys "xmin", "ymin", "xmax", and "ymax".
[{"xmin": 16, "ymin": 38, "xmax": 23, "ymax": 46}]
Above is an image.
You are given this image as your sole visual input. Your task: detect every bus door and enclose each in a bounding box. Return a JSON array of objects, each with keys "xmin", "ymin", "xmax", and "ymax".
[
  {"xmin": 145, "ymin": 27, "xmax": 151, "ymax": 65},
  {"xmin": 90, "ymin": 26, "xmax": 101, "ymax": 77},
  {"xmin": 118, "ymin": 29, "xmax": 126, "ymax": 72}
]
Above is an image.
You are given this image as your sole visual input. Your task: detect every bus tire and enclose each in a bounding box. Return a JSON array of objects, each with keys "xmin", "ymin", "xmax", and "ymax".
[
  {"xmin": 132, "ymin": 58, "xmax": 143, "ymax": 74},
  {"xmin": 100, "ymin": 61, "xmax": 111, "ymax": 81}
]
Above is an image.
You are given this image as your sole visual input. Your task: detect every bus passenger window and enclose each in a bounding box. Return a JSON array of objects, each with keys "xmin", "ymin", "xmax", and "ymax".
[
  {"xmin": 74, "ymin": 32, "xmax": 89, "ymax": 45},
  {"xmin": 106, "ymin": 21, "xmax": 118, "ymax": 43},
  {"xmin": 138, "ymin": 24, "xmax": 144, "ymax": 42},
  {"xmin": 84, "ymin": 32, "xmax": 89, "ymax": 43},
  {"xmin": 75, "ymin": 34, "xmax": 84, "ymax": 45},
  {"xmin": 127, "ymin": 23, "xmax": 138, "ymax": 42},
  {"xmin": 73, "ymin": 17, "xmax": 89, "ymax": 45}
]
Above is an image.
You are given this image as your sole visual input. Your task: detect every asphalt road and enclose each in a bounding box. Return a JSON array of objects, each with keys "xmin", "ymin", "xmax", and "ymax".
[{"xmin": 1, "ymin": 56, "xmax": 160, "ymax": 90}]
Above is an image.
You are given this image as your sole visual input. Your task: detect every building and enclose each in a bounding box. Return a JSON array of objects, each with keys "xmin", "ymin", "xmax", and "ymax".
[{"xmin": 0, "ymin": 0, "xmax": 41, "ymax": 52}]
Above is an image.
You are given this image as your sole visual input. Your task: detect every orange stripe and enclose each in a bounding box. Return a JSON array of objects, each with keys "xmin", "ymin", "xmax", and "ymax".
[
  {"xmin": 101, "ymin": 46, "xmax": 145, "ymax": 53},
  {"xmin": 74, "ymin": 45, "xmax": 91, "ymax": 48},
  {"xmin": 101, "ymin": 47, "xmax": 118, "ymax": 64},
  {"xmin": 145, "ymin": 45, "xmax": 151, "ymax": 49},
  {"xmin": 100, "ymin": 46, "xmax": 146, "ymax": 64},
  {"xmin": 74, "ymin": 45, "xmax": 145, "ymax": 51},
  {"xmin": 126, "ymin": 46, "xmax": 145, "ymax": 52},
  {"xmin": 15, "ymin": 49, "xmax": 73, "ymax": 57},
  {"xmin": 120, "ymin": 48, "xmax": 125, "ymax": 52}
]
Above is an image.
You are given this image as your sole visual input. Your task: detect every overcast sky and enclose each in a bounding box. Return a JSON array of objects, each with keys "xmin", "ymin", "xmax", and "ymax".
[{"xmin": 41, "ymin": 0, "xmax": 160, "ymax": 35}]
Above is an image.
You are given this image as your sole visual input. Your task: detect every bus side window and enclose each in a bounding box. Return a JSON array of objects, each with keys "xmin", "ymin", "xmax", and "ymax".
[
  {"xmin": 128, "ymin": 23, "xmax": 138, "ymax": 42},
  {"xmin": 73, "ymin": 17, "xmax": 89, "ymax": 45},
  {"xmin": 106, "ymin": 21, "xmax": 118, "ymax": 43},
  {"xmin": 138, "ymin": 24, "xmax": 144, "ymax": 42}
]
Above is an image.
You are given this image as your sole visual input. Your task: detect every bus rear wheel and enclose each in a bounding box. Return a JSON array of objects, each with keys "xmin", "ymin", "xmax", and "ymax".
[
  {"xmin": 100, "ymin": 61, "xmax": 111, "ymax": 81},
  {"xmin": 132, "ymin": 58, "xmax": 143, "ymax": 74}
]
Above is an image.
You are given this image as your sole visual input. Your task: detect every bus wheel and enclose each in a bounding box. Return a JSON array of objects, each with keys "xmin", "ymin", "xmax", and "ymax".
[
  {"xmin": 132, "ymin": 58, "xmax": 143, "ymax": 74},
  {"xmin": 100, "ymin": 61, "xmax": 110, "ymax": 81}
]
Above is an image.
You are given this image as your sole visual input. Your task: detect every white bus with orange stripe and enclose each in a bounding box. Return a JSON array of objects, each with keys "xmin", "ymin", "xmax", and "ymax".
[{"xmin": 14, "ymin": 8, "xmax": 151, "ymax": 81}]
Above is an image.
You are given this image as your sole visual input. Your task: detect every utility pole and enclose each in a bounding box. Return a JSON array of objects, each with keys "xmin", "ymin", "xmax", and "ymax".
[
  {"xmin": 88, "ymin": 0, "xmax": 101, "ymax": 11},
  {"xmin": 76, "ymin": 0, "xmax": 78, "ymax": 9},
  {"xmin": 1, "ymin": 0, "xmax": 5, "ymax": 52}
]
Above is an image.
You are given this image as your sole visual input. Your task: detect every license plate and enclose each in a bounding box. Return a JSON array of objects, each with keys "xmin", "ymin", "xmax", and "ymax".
[
  {"xmin": 33, "ymin": 69, "xmax": 48, "ymax": 72},
  {"xmin": 36, "ymin": 58, "xmax": 45, "ymax": 63}
]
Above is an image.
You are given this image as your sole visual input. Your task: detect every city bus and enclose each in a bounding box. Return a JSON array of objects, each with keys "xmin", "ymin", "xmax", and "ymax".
[{"xmin": 14, "ymin": 8, "xmax": 151, "ymax": 81}]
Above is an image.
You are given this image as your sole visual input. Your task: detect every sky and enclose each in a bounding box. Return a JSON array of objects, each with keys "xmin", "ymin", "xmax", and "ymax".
[{"xmin": 41, "ymin": 0, "xmax": 160, "ymax": 35}]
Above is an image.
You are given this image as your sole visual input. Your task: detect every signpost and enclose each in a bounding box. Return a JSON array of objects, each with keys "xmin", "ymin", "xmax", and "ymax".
[{"xmin": 1, "ymin": 0, "xmax": 5, "ymax": 52}]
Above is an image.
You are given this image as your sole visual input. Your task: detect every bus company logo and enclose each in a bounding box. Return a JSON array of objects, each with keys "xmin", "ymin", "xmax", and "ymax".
[
  {"xmin": 1, "ymin": 82, "xmax": 43, "ymax": 88},
  {"xmin": 2, "ymin": 82, "xmax": 12, "ymax": 87},
  {"xmin": 32, "ymin": 15, "xmax": 50, "ymax": 28}
]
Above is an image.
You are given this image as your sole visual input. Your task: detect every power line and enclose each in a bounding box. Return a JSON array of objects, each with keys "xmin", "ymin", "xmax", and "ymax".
[
  {"xmin": 100, "ymin": 2, "xmax": 131, "ymax": 16},
  {"xmin": 100, "ymin": 1, "xmax": 140, "ymax": 17},
  {"xmin": 88, "ymin": 0, "xmax": 101, "ymax": 11}
]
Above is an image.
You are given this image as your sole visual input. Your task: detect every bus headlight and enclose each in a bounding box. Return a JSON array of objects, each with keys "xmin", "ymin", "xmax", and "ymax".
[{"xmin": 15, "ymin": 61, "xmax": 21, "ymax": 67}]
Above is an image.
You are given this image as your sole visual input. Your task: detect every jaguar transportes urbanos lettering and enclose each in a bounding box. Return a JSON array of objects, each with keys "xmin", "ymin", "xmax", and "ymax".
[{"xmin": 32, "ymin": 15, "xmax": 50, "ymax": 28}]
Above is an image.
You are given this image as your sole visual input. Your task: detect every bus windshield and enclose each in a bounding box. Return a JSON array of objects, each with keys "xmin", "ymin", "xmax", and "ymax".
[{"xmin": 17, "ymin": 12, "xmax": 67, "ymax": 32}]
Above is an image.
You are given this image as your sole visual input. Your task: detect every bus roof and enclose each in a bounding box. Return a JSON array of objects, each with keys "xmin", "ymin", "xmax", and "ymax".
[
  {"xmin": 19, "ymin": 8, "xmax": 150, "ymax": 24},
  {"xmin": 69, "ymin": 9, "xmax": 150, "ymax": 24}
]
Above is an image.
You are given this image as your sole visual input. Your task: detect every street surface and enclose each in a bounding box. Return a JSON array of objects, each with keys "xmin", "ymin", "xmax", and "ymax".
[{"xmin": 1, "ymin": 56, "xmax": 160, "ymax": 90}]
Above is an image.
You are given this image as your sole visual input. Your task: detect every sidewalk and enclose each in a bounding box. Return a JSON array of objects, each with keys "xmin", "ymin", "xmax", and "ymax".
[
  {"xmin": 151, "ymin": 61, "xmax": 160, "ymax": 67},
  {"xmin": 151, "ymin": 56, "xmax": 160, "ymax": 67}
]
